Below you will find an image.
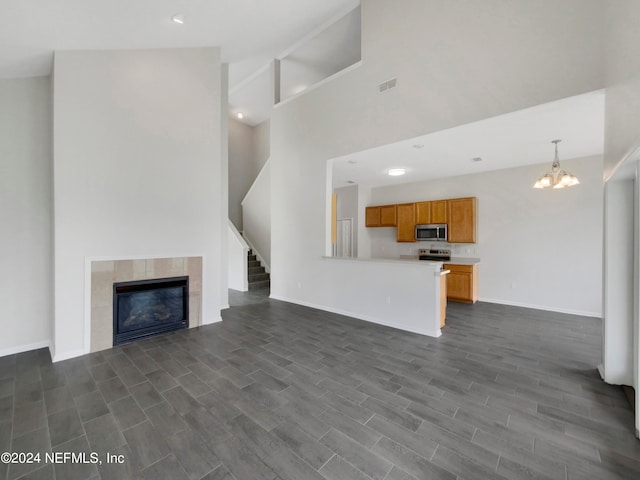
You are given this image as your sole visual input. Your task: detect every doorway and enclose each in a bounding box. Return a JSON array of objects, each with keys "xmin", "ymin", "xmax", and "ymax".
[{"xmin": 336, "ymin": 218, "xmax": 353, "ymax": 257}]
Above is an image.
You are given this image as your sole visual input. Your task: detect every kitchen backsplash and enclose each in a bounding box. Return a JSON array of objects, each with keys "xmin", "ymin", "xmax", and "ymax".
[{"xmin": 370, "ymin": 240, "xmax": 480, "ymax": 259}]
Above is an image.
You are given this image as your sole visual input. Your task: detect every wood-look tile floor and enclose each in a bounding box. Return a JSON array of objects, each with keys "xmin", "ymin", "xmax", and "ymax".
[{"xmin": 1, "ymin": 289, "xmax": 639, "ymax": 480}]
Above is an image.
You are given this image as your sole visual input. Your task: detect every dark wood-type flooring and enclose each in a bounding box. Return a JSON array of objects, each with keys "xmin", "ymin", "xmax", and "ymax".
[{"xmin": 1, "ymin": 289, "xmax": 639, "ymax": 479}]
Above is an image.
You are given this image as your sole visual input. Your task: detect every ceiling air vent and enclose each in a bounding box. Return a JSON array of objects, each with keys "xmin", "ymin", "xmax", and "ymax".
[{"xmin": 378, "ymin": 77, "xmax": 398, "ymax": 93}]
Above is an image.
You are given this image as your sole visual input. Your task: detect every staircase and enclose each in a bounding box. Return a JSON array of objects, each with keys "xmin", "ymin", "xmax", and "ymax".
[{"xmin": 247, "ymin": 250, "xmax": 270, "ymax": 291}]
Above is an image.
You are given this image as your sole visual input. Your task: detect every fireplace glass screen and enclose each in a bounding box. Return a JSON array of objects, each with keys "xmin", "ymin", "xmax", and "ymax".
[{"xmin": 113, "ymin": 276, "xmax": 188, "ymax": 345}]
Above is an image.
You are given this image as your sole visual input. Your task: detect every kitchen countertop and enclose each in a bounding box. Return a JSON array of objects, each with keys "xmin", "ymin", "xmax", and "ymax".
[
  {"xmin": 399, "ymin": 255, "xmax": 481, "ymax": 265},
  {"xmin": 446, "ymin": 257, "xmax": 481, "ymax": 265},
  {"xmin": 322, "ymin": 256, "xmax": 442, "ymax": 268}
]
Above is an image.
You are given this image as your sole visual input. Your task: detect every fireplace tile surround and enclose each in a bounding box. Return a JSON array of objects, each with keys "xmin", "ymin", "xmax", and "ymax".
[{"xmin": 91, "ymin": 257, "xmax": 202, "ymax": 352}]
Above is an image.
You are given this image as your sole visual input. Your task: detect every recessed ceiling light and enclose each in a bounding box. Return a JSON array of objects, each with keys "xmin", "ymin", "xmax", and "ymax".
[
  {"xmin": 347, "ymin": 160, "xmax": 357, "ymax": 164},
  {"xmin": 237, "ymin": 112, "xmax": 244, "ymax": 119},
  {"xmin": 387, "ymin": 168, "xmax": 406, "ymax": 176},
  {"xmin": 412, "ymin": 144, "xmax": 424, "ymax": 149},
  {"xmin": 172, "ymin": 14, "xmax": 185, "ymax": 24},
  {"xmin": 472, "ymin": 157, "xmax": 483, "ymax": 162},
  {"xmin": 346, "ymin": 180, "xmax": 356, "ymax": 184}
]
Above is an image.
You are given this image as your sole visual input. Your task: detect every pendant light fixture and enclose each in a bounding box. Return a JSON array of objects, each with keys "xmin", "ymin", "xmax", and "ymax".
[{"xmin": 533, "ymin": 139, "xmax": 579, "ymax": 189}]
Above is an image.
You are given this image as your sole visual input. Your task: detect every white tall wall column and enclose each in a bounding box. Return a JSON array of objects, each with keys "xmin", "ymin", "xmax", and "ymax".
[
  {"xmin": 52, "ymin": 48, "xmax": 225, "ymax": 361},
  {"xmin": 601, "ymin": 178, "xmax": 635, "ymax": 386},
  {"xmin": 0, "ymin": 77, "xmax": 52, "ymax": 357},
  {"xmin": 603, "ymin": 0, "xmax": 640, "ymax": 435}
]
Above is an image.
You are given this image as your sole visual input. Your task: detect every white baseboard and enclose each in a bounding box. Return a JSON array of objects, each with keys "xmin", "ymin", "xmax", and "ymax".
[
  {"xmin": 269, "ymin": 294, "xmax": 441, "ymax": 338},
  {"xmin": 52, "ymin": 348, "xmax": 87, "ymax": 363},
  {"xmin": 201, "ymin": 315, "xmax": 223, "ymax": 326},
  {"xmin": 0, "ymin": 340, "xmax": 51, "ymax": 359},
  {"xmin": 478, "ymin": 297, "xmax": 602, "ymax": 318}
]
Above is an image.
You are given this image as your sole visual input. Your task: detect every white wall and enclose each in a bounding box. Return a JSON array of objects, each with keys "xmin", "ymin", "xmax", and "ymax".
[
  {"xmin": 275, "ymin": 258, "xmax": 443, "ymax": 338},
  {"xmin": 229, "ymin": 117, "xmax": 257, "ymax": 229},
  {"xmin": 0, "ymin": 77, "xmax": 52, "ymax": 356},
  {"xmin": 254, "ymin": 120, "xmax": 270, "ymax": 173},
  {"xmin": 603, "ymin": 1, "xmax": 640, "ymax": 179},
  {"xmin": 242, "ymin": 159, "xmax": 271, "ymax": 268},
  {"xmin": 368, "ymin": 157, "xmax": 604, "ymax": 316},
  {"xmin": 602, "ymin": 0, "xmax": 640, "ymax": 437},
  {"xmin": 228, "ymin": 221, "xmax": 249, "ymax": 291},
  {"xmin": 334, "ymin": 184, "xmax": 358, "ymax": 257},
  {"xmin": 280, "ymin": 6, "xmax": 361, "ymax": 101},
  {"xmin": 229, "ymin": 118, "xmax": 270, "ymax": 231},
  {"xmin": 602, "ymin": 178, "xmax": 634, "ymax": 385},
  {"xmin": 52, "ymin": 48, "xmax": 225, "ymax": 361},
  {"xmin": 270, "ymin": 0, "xmax": 604, "ymax": 318}
]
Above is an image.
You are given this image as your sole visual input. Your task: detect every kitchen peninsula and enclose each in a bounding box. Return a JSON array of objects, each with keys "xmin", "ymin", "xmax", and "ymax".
[{"xmin": 321, "ymin": 256, "xmax": 447, "ymax": 338}]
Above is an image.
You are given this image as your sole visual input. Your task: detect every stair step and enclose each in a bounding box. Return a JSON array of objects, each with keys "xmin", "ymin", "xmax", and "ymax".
[
  {"xmin": 249, "ymin": 273, "xmax": 270, "ymax": 282},
  {"xmin": 248, "ymin": 280, "xmax": 270, "ymax": 291},
  {"xmin": 248, "ymin": 254, "xmax": 257, "ymax": 261},
  {"xmin": 248, "ymin": 260, "xmax": 261, "ymax": 268},
  {"xmin": 248, "ymin": 266, "xmax": 265, "ymax": 275}
]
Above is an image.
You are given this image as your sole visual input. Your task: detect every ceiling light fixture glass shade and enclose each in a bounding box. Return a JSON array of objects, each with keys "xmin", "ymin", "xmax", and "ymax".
[
  {"xmin": 533, "ymin": 140, "xmax": 579, "ymax": 189},
  {"xmin": 387, "ymin": 168, "xmax": 406, "ymax": 176}
]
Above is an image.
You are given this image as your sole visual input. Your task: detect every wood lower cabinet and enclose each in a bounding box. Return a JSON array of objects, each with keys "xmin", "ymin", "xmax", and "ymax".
[
  {"xmin": 443, "ymin": 264, "xmax": 478, "ymax": 304},
  {"xmin": 396, "ymin": 203, "xmax": 416, "ymax": 242},
  {"xmin": 448, "ymin": 197, "xmax": 476, "ymax": 243},
  {"xmin": 365, "ymin": 205, "xmax": 397, "ymax": 227}
]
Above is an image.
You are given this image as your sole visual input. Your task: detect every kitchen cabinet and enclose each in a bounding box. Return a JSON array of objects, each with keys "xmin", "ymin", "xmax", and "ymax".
[
  {"xmin": 440, "ymin": 271, "xmax": 448, "ymax": 327},
  {"xmin": 448, "ymin": 197, "xmax": 476, "ymax": 243},
  {"xmin": 365, "ymin": 205, "xmax": 397, "ymax": 227},
  {"xmin": 430, "ymin": 200, "xmax": 448, "ymax": 224},
  {"xmin": 416, "ymin": 200, "xmax": 447, "ymax": 225},
  {"xmin": 365, "ymin": 206, "xmax": 379, "ymax": 227},
  {"xmin": 366, "ymin": 196, "xmax": 476, "ymax": 244},
  {"xmin": 415, "ymin": 202, "xmax": 431, "ymax": 224},
  {"xmin": 380, "ymin": 205, "xmax": 397, "ymax": 226},
  {"xmin": 396, "ymin": 203, "xmax": 416, "ymax": 242},
  {"xmin": 443, "ymin": 264, "xmax": 478, "ymax": 304}
]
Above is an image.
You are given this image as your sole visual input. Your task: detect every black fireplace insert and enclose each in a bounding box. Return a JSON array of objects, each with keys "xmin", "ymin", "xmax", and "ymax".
[{"xmin": 113, "ymin": 276, "xmax": 188, "ymax": 345}]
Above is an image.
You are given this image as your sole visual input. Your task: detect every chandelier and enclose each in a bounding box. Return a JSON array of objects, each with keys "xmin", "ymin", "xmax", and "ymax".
[{"xmin": 533, "ymin": 140, "xmax": 579, "ymax": 189}]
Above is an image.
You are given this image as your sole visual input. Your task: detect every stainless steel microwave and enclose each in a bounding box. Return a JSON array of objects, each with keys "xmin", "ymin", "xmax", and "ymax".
[{"xmin": 415, "ymin": 224, "xmax": 447, "ymax": 242}]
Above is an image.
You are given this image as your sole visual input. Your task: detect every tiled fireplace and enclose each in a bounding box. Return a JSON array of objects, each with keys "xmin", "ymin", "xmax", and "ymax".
[{"xmin": 90, "ymin": 257, "xmax": 202, "ymax": 352}]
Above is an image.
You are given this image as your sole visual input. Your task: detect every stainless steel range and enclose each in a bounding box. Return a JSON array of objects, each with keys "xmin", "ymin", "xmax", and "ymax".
[{"xmin": 418, "ymin": 248, "xmax": 451, "ymax": 261}]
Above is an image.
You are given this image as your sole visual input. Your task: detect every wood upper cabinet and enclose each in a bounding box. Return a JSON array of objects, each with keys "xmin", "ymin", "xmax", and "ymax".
[
  {"xmin": 430, "ymin": 200, "xmax": 448, "ymax": 224},
  {"xmin": 365, "ymin": 205, "xmax": 397, "ymax": 227},
  {"xmin": 380, "ymin": 205, "xmax": 397, "ymax": 226},
  {"xmin": 443, "ymin": 264, "xmax": 478, "ymax": 304},
  {"xmin": 447, "ymin": 197, "xmax": 476, "ymax": 243},
  {"xmin": 415, "ymin": 202, "xmax": 431, "ymax": 224},
  {"xmin": 415, "ymin": 200, "xmax": 447, "ymax": 225},
  {"xmin": 365, "ymin": 206, "xmax": 380, "ymax": 227},
  {"xmin": 367, "ymin": 196, "xmax": 476, "ymax": 243},
  {"xmin": 396, "ymin": 203, "xmax": 416, "ymax": 242}
]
